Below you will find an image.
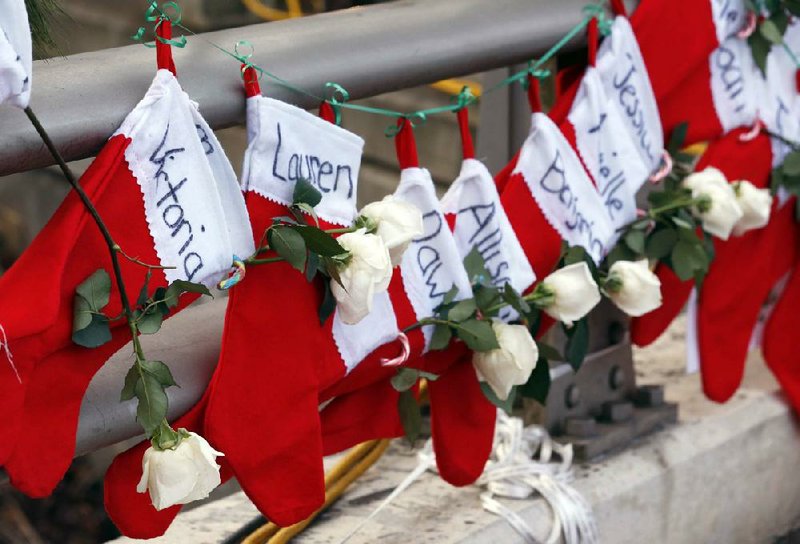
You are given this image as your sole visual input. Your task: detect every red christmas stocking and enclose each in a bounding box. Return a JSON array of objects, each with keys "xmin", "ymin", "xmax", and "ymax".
[
  {"xmin": 103, "ymin": 383, "xmax": 236, "ymax": 539},
  {"xmin": 691, "ymin": 133, "xmax": 795, "ymax": 402},
  {"xmin": 633, "ymin": 21, "xmax": 800, "ymax": 348},
  {"xmin": 659, "ymin": 35, "xmax": 759, "ymax": 144},
  {"xmin": 0, "ymin": 55, "xmax": 253, "ymax": 495},
  {"xmin": 630, "ymin": 0, "xmax": 749, "ymax": 101},
  {"xmin": 631, "ymin": 130, "xmax": 775, "ymax": 348}
]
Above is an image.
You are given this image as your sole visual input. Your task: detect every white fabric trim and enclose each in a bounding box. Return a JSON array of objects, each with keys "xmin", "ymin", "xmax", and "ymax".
[
  {"xmin": 441, "ymin": 159, "xmax": 536, "ymax": 322},
  {"xmin": 241, "ymin": 95, "xmax": 363, "ymax": 227},
  {"xmin": 709, "ymin": 38, "xmax": 759, "ymax": 133},
  {"xmin": 115, "ymin": 70, "xmax": 254, "ymax": 288},
  {"xmin": 596, "ymin": 16, "xmax": 664, "ymax": 173},
  {"xmin": 512, "ymin": 113, "xmax": 615, "ymax": 264},
  {"xmin": 397, "ymin": 167, "xmax": 473, "ymax": 349},
  {"xmin": 709, "ymin": 0, "xmax": 747, "ymax": 45},
  {"xmin": 333, "ymin": 290, "xmax": 400, "ymax": 374},
  {"xmin": 757, "ymin": 22, "xmax": 800, "ymax": 168},
  {"xmin": 0, "ymin": 0, "xmax": 32, "ymax": 108},
  {"xmin": 568, "ymin": 67, "xmax": 647, "ymax": 243}
]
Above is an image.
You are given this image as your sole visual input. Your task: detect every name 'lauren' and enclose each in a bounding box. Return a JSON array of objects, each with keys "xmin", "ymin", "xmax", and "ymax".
[{"xmin": 271, "ymin": 122, "xmax": 354, "ymax": 198}]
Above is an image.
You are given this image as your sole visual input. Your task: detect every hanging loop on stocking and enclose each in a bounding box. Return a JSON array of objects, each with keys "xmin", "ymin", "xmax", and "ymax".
[
  {"xmin": 453, "ymin": 86, "xmax": 476, "ymax": 159},
  {"xmin": 739, "ymin": 119, "xmax": 765, "ymax": 142},
  {"xmin": 155, "ymin": 18, "xmax": 178, "ymax": 75},
  {"xmin": 648, "ymin": 151, "xmax": 673, "ymax": 184},
  {"xmin": 525, "ymin": 73, "xmax": 544, "ymax": 113},
  {"xmin": 393, "ymin": 117, "xmax": 420, "ymax": 169},
  {"xmin": 237, "ymin": 42, "xmax": 262, "ymax": 97},
  {"xmin": 609, "ymin": 0, "xmax": 628, "ymax": 18},
  {"xmin": 132, "ymin": 2, "xmax": 187, "ymax": 57},
  {"xmin": 737, "ymin": 11, "xmax": 758, "ymax": 39},
  {"xmin": 587, "ymin": 16, "xmax": 600, "ymax": 67},
  {"xmin": 380, "ymin": 332, "xmax": 411, "ymax": 367},
  {"xmin": 325, "ymin": 82, "xmax": 351, "ymax": 126},
  {"xmin": 217, "ymin": 256, "xmax": 247, "ymax": 290}
]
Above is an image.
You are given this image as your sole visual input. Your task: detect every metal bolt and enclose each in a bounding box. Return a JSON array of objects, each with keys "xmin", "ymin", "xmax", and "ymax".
[
  {"xmin": 608, "ymin": 365, "xmax": 625, "ymax": 390},
  {"xmin": 565, "ymin": 384, "xmax": 581, "ymax": 409}
]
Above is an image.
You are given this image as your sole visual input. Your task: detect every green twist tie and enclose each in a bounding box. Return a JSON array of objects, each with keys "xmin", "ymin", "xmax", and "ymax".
[{"xmin": 132, "ymin": 1, "xmax": 187, "ymax": 48}]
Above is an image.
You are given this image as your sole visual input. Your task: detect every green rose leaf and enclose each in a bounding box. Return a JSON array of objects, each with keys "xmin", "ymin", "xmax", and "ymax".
[
  {"xmin": 501, "ymin": 284, "xmax": 530, "ymax": 315},
  {"xmin": 480, "ymin": 382, "xmax": 516, "ymax": 414},
  {"xmin": 536, "ymin": 341, "xmax": 562, "ymax": 362},
  {"xmin": 163, "ymin": 280, "xmax": 212, "ymax": 309},
  {"xmin": 463, "ymin": 247, "xmax": 490, "ymax": 285},
  {"xmin": 564, "ymin": 318, "xmax": 589, "ymax": 371},
  {"xmin": 624, "ymin": 229, "xmax": 646, "ymax": 255},
  {"xmin": 140, "ymin": 359, "xmax": 178, "ymax": 388},
  {"xmin": 290, "ymin": 225, "xmax": 347, "ymax": 257},
  {"xmin": 759, "ymin": 19, "xmax": 784, "ymax": 45},
  {"xmin": 318, "ymin": 280, "xmax": 337, "ymax": 325},
  {"xmin": 783, "ymin": 151, "xmax": 800, "ymax": 177},
  {"xmin": 391, "ymin": 368, "xmax": 419, "ymax": 392},
  {"xmin": 137, "ymin": 308, "xmax": 164, "ymax": 335},
  {"xmin": 72, "ymin": 314, "xmax": 111, "ymax": 348},
  {"xmin": 397, "ymin": 390, "xmax": 421, "ymax": 445},
  {"xmin": 518, "ymin": 356, "xmax": 551, "ymax": 404},
  {"xmin": 292, "ymin": 177, "xmax": 322, "ymax": 208},
  {"xmin": 456, "ymin": 319, "xmax": 500, "ymax": 352},
  {"xmin": 76, "ymin": 269, "xmax": 112, "ymax": 312},
  {"xmin": 645, "ymin": 228, "xmax": 678, "ymax": 260},
  {"xmin": 448, "ymin": 299, "xmax": 477, "ymax": 323},
  {"xmin": 269, "ymin": 226, "xmax": 307, "ymax": 273},
  {"xmin": 120, "ymin": 364, "xmax": 139, "ymax": 402},
  {"xmin": 429, "ymin": 323, "xmax": 453, "ymax": 351},
  {"xmin": 135, "ymin": 371, "xmax": 169, "ymax": 436}
]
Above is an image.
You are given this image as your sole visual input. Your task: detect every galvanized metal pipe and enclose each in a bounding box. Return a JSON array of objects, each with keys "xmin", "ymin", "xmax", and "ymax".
[{"xmin": 0, "ymin": 0, "xmax": 630, "ymax": 176}]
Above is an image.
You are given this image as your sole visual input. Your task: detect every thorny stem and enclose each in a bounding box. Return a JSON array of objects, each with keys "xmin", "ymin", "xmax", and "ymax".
[
  {"xmin": 24, "ymin": 107, "xmax": 134, "ymax": 320},
  {"xmin": 25, "ymin": 107, "xmax": 176, "ymax": 440}
]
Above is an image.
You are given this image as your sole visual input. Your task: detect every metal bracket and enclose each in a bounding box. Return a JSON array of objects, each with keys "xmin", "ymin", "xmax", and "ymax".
[{"xmin": 525, "ymin": 301, "xmax": 678, "ymax": 461}]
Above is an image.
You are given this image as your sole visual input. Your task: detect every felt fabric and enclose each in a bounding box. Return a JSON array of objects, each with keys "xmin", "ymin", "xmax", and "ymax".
[
  {"xmin": 0, "ymin": 69, "xmax": 252, "ymax": 496},
  {"xmin": 630, "ymin": 0, "xmax": 747, "ymax": 102},
  {"xmin": 658, "ymin": 36, "xmax": 759, "ymax": 145}
]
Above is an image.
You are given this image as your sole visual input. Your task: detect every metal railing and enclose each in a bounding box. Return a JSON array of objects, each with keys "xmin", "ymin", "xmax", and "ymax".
[{"xmin": 0, "ymin": 0, "xmax": 641, "ymax": 457}]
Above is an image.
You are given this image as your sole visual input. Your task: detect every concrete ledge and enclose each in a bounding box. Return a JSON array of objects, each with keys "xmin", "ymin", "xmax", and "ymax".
[{"xmin": 114, "ymin": 319, "xmax": 800, "ymax": 543}]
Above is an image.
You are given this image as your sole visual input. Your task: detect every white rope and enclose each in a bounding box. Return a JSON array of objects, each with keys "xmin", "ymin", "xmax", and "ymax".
[
  {"xmin": 0, "ymin": 324, "xmax": 20, "ymax": 382},
  {"xmin": 476, "ymin": 409, "xmax": 598, "ymax": 544},
  {"xmin": 337, "ymin": 409, "xmax": 597, "ymax": 544}
]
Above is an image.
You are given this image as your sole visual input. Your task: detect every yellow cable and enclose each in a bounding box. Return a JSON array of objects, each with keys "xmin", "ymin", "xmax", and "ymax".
[
  {"xmin": 241, "ymin": 0, "xmax": 303, "ymax": 21},
  {"xmin": 267, "ymin": 440, "xmax": 391, "ymax": 544},
  {"xmin": 240, "ymin": 440, "xmax": 389, "ymax": 544},
  {"xmin": 429, "ymin": 78, "xmax": 482, "ymax": 97},
  {"xmin": 241, "ymin": 385, "xmax": 429, "ymax": 543}
]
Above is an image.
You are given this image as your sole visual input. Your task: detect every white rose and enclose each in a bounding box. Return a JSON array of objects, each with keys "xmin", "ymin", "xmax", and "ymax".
[
  {"xmin": 538, "ymin": 262, "xmax": 601, "ymax": 326},
  {"xmin": 604, "ymin": 260, "xmax": 662, "ymax": 317},
  {"xmin": 331, "ymin": 228, "xmax": 393, "ymax": 324},
  {"xmin": 732, "ymin": 180, "xmax": 772, "ymax": 236},
  {"xmin": 137, "ymin": 432, "xmax": 223, "ymax": 511},
  {"xmin": 472, "ymin": 322, "xmax": 539, "ymax": 401},
  {"xmin": 683, "ymin": 167, "xmax": 743, "ymax": 240},
  {"xmin": 359, "ymin": 196, "xmax": 424, "ymax": 266}
]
